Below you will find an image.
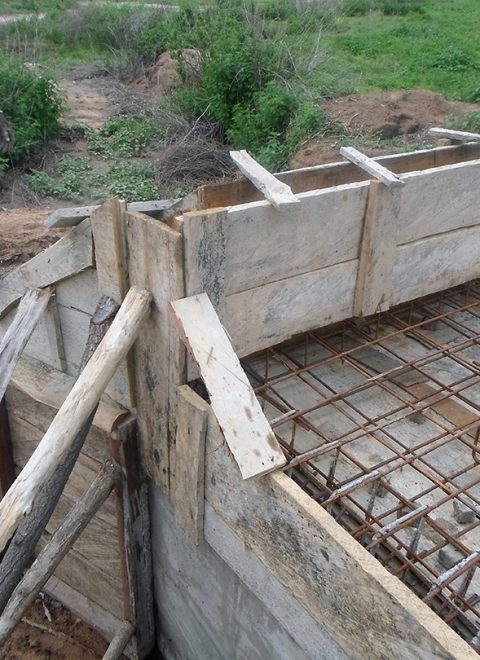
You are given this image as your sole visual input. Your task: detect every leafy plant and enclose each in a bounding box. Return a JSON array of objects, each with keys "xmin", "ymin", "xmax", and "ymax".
[
  {"xmin": 445, "ymin": 112, "xmax": 480, "ymax": 133},
  {"xmin": 104, "ymin": 161, "xmax": 160, "ymax": 200},
  {"xmin": 88, "ymin": 116, "xmax": 153, "ymax": 158},
  {"xmin": 28, "ymin": 157, "xmax": 90, "ymax": 200}
]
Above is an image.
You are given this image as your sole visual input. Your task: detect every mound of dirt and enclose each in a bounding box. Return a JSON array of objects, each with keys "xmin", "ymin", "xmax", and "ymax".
[
  {"xmin": 293, "ymin": 89, "xmax": 480, "ymax": 168},
  {"xmin": 132, "ymin": 49, "xmax": 201, "ymax": 96},
  {"xmin": 324, "ymin": 89, "xmax": 479, "ymax": 137},
  {"xmin": 0, "ymin": 208, "xmax": 66, "ymax": 271}
]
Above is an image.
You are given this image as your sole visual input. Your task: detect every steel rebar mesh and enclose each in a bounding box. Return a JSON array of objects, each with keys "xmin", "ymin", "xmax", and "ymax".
[{"xmin": 243, "ymin": 280, "xmax": 480, "ymax": 651}]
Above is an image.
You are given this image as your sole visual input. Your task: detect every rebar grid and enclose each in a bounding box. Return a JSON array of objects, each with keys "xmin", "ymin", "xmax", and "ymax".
[{"xmin": 243, "ymin": 281, "xmax": 480, "ymax": 650}]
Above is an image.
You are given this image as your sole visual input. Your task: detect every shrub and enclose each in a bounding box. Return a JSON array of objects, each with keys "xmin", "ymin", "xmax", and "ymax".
[
  {"xmin": 445, "ymin": 112, "xmax": 480, "ymax": 134},
  {"xmin": 0, "ymin": 54, "xmax": 64, "ymax": 169},
  {"xmin": 28, "ymin": 157, "xmax": 90, "ymax": 200}
]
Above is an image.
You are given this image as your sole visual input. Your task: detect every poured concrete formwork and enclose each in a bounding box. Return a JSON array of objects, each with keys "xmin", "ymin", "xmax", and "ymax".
[{"xmin": 1, "ymin": 142, "xmax": 480, "ymax": 658}]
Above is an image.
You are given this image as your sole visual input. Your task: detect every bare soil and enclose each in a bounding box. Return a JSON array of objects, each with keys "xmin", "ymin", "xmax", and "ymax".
[
  {"xmin": 0, "ymin": 596, "xmax": 108, "ymax": 659},
  {"xmin": 292, "ymin": 89, "xmax": 479, "ymax": 168}
]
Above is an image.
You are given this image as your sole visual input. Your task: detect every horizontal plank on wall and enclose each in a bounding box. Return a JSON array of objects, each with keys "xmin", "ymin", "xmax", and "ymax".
[
  {"xmin": 5, "ymin": 385, "xmax": 110, "ymax": 463},
  {"xmin": 203, "ymin": 414, "xmax": 476, "ymax": 660},
  {"xmin": 37, "ymin": 533, "xmax": 124, "ymax": 619},
  {"xmin": 397, "ymin": 159, "xmax": 480, "ymax": 244},
  {"xmin": 198, "ymin": 143, "xmax": 480, "ymax": 209},
  {"xmin": 225, "ymin": 259, "xmax": 358, "ymax": 358},
  {"xmin": 223, "ymin": 182, "xmax": 368, "ymax": 296},
  {"xmin": 391, "ymin": 224, "xmax": 480, "ymax": 307},
  {"xmin": 10, "ymin": 355, "xmax": 128, "ymax": 434},
  {"xmin": 10, "ymin": 413, "xmax": 118, "ymax": 527}
]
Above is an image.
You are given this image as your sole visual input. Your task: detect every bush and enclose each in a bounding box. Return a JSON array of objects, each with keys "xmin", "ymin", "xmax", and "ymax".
[
  {"xmin": 0, "ymin": 55, "xmax": 64, "ymax": 169},
  {"xmin": 445, "ymin": 112, "xmax": 480, "ymax": 133},
  {"xmin": 88, "ymin": 116, "xmax": 153, "ymax": 158}
]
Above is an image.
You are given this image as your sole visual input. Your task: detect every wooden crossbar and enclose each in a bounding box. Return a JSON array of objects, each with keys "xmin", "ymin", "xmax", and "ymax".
[
  {"xmin": 429, "ymin": 127, "xmax": 480, "ymax": 143},
  {"xmin": 340, "ymin": 146, "xmax": 405, "ymax": 188}
]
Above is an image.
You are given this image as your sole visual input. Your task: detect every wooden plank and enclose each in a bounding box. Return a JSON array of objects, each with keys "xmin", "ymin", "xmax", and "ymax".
[
  {"xmin": 340, "ymin": 147, "xmax": 404, "ymax": 188},
  {"xmin": 225, "ymin": 260, "xmax": 357, "ymax": 358},
  {"xmin": 126, "ymin": 211, "xmax": 185, "ymax": 489},
  {"xmin": 91, "ymin": 198, "xmax": 134, "ymax": 409},
  {"xmin": 37, "ymin": 533, "xmax": 124, "ymax": 619},
  {"xmin": 204, "ymin": 417, "xmax": 477, "ymax": 660},
  {"xmin": 45, "ymin": 199, "xmax": 179, "ymax": 228},
  {"xmin": 10, "ymin": 355, "xmax": 129, "ymax": 434},
  {"xmin": 198, "ymin": 143, "xmax": 480, "ymax": 209},
  {"xmin": 224, "ymin": 183, "xmax": 368, "ymax": 296},
  {"xmin": 55, "ymin": 268, "xmax": 99, "ymax": 315},
  {"xmin": 170, "ymin": 293, "xmax": 286, "ymax": 479},
  {"xmin": 0, "ymin": 398, "xmax": 14, "ymax": 499},
  {"xmin": 172, "ymin": 386, "xmax": 209, "ymax": 545},
  {"xmin": 9, "ymin": 413, "xmax": 117, "ymax": 527},
  {"xmin": 354, "ymin": 181, "xmax": 400, "ymax": 316},
  {"xmin": 429, "ymin": 127, "xmax": 480, "ymax": 143},
  {"xmin": 0, "ymin": 219, "xmax": 93, "ymax": 318},
  {"xmin": 391, "ymin": 224, "xmax": 480, "ymax": 307},
  {"xmin": 0, "ymin": 288, "xmax": 51, "ymax": 400},
  {"xmin": 183, "ymin": 208, "xmax": 227, "ymax": 316},
  {"xmin": 0, "ymin": 287, "xmax": 151, "ymax": 552},
  {"xmin": 230, "ymin": 150, "xmax": 299, "ymax": 209},
  {"xmin": 396, "ymin": 159, "xmax": 480, "ymax": 244}
]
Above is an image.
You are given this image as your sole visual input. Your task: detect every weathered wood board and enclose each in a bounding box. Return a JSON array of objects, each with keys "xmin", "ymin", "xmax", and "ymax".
[
  {"xmin": 171, "ymin": 386, "xmax": 210, "ymax": 545},
  {"xmin": 170, "ymin": 294, "xmax": 286, "ymax": 479},
  {"xmin": 126, "ymin": 212, "xmax": 185, "ymax": 489}
]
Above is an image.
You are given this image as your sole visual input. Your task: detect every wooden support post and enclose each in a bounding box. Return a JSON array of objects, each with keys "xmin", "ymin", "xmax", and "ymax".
[
  {"xmin": 170, "ymin": 293, "xmax": 286, "ymax": 479},
  {"xmin": 0, "ymin": 287, "xmax": 151, "ymax": 552},
  {"xmin": 230, "ymin": 150, "xmax": 299, "ymax": 209},
  {"xmin": 0, "ymin": 288, "xmax": 51, "ymax": 401},
  {"xmin": 0, "ymin": 459, "xmax": 121, "ymax": 645},
  {"xmin": 0, "ymin": 296, "xmax": 119, "ymax": 612},
  {"xmin": 354, "ymin": 180, "xmax": 401, "ymax": 316},
  {"xmin": 340, "ymin": 147, "xmax": 405, "ymax": 188},
  {"xmin": 429, "ymin": 127, "xmax": 480, "ymax": 143},
  {"xmin": 109, "ymin": 417, "xmax": 155, "ymax": 658},
  {"xmin": 0, "ymin": 399, "xmax": 14, "ymax": 500},
  {"xmin": 103, "ymin": 620, "xmax": 135, "ymax": 660}
]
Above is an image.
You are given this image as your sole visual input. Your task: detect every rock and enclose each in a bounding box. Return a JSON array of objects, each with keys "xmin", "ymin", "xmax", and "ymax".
[
  {"xmin": 438, "ymin": 546, "xmax": 465, "ymax": 570},
  {"xmin": 453, "ymin": 498, "xmax": 476, "ymax": 525}
]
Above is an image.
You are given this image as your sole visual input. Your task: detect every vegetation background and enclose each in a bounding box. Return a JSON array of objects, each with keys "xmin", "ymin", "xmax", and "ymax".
[{"xmin": 0, "ymin": 0, "xmax": 479, "ymax": 202}]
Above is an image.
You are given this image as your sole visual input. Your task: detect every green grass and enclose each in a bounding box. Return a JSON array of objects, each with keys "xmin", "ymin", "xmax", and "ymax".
[{"xmin": 301, "ymin": 0, "xmax": 480, "ymax": 102}]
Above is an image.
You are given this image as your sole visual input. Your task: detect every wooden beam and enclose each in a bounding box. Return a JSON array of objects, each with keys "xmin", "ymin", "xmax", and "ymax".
[
  {"xmin": 0, "ymin": 398, "xmax": 14, "ymax": 499},
  {"xmin": 44, "ymin": 199, "xmax": 180, "ymax": 228},
  {"xmin": 0, "ymin": 459, "xmax": 121, "ymax": 646},
  {"xmin": 353, "ymin": 181, "xmax": 400, "ymax": 316},
  {"xmin": 0, "ymin": 219, "xmax": 93, "ymax": 319},
  {"xmin": 170, "ymin": 293, "xmax": 286, "ymax": 479},
  {"xmin": 0, "ymin": 287, "xmax": 151, "ymax": 552},
  {"xmin": 230, "ymin": 150, "xmax": 299, "ymax": 210},
  {"xmin": 0, "ymin": 288, "xmax": 51, "ymax": 401},
  {"xmin": 172, "ymin": 386, "xmax": 209, "ymax": 545},
  {"xmin": 429, "ymin": 127, "xmax": 480, "ymax": 143},
  {"xmin": 340, "ymin": 147, "xmax": 405, "ymax": 188}
]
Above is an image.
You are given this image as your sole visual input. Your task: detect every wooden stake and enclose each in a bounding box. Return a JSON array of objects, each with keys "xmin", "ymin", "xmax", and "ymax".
[
  {"xmin": 0, "ymin": 287, "xmax": 151, "ymax": 552},
  {"xmin": 0, "ymin": 288, "xmax": 51, "ymax": 401},
  {"xmin": 0, "ymin": 459, "xmax": 121, "ymax": 645},
  {"xmin": 0, "ymin": 399, "xmax": 14, "ymax": 499}
]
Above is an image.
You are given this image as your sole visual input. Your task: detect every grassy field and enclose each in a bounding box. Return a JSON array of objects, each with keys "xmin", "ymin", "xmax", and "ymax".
[{"xmin": 1, "ymin": 0, "xmax": 479, "ymax": 202}]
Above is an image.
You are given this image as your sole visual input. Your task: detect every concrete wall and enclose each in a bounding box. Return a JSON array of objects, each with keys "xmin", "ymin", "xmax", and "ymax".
[{"xmin": 150, "ymin": 487, "xmax": 347, "ymax": 660}]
